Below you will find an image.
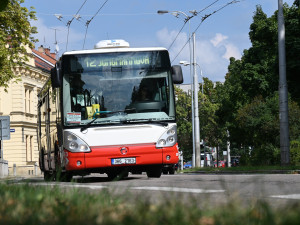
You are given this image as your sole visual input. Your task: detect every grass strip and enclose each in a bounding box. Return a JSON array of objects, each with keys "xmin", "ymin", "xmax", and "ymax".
[
  {"xmin": 182, "ymin": 165, "xmax": 300, "ymax": 173},
  {"xmin": 0, "ymin": 183, "xmax": 300, "ymax": 225}
]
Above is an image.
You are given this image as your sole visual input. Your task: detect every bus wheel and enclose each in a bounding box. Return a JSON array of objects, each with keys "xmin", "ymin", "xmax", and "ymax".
[
  {"xmin": 146, "ymin": 168, "xmax": 162, "ymax": 178},
  {"xmin": 39, "ymin": 148, "xmax": 45, "ymax": 171},
  {"xmin": 107, "ymin": 172, "xmax": 118, "ymax": 181},
  {"xmin": 169, "ymin": 167, "xmax": 175, "ymax": 175},
  {"xmin": 56, "ymin": 172, "xmax": 73, "ymax": 182},
  {"xmin": 119, "ymin": 171, "xmax": 129, "ymax": 179},
  {"xmin": 162, "ymin": 170, "xmax": 168, "ymax": 175},
  {"xmin": 44, "ymin": 171, "xmax": 55, "ymax": 181},
  {"xmin": 61, "ymin": 172, "xmax": 73, "ymax": 182}
]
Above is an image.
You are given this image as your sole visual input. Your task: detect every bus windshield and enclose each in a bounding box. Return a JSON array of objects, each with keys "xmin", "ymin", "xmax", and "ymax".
[{"xmin": 62, "ymin": 50, "xmax": 176, "ymax": 127}]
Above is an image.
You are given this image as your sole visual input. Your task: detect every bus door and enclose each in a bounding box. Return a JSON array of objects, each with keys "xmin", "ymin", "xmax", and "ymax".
[{"xmin": 39, "ymin": 91, "xmax": 54, "ymax": 171}]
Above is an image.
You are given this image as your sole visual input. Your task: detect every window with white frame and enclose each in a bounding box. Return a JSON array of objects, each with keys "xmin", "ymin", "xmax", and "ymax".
[
  {"xmin": 26, "ymin": 135, "xmax": 33, "ymax": 162},
  {"xmin": 25, "ymin": 87, "xmax": 33, "ymax": 113}
]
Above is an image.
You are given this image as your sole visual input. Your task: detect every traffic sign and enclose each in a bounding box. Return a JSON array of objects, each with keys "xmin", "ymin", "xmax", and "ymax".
[{"xmin": 0, "ymin": 116, "xmax": 10, "ymax": 140}]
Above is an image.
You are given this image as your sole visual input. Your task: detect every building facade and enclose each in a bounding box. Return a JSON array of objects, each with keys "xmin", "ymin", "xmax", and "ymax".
[{"xmin": 0, "ymin": 46, "xmax": 55, "ymax": 176}]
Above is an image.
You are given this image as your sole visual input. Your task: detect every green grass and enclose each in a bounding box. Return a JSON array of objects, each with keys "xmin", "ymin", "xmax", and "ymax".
[
  {"xmin": 0, "ymin": 183, "xmax": 300, "ymax": 225},
  {"xmin": 182, "ymin": 165, "xmax": 300, "ymax": 173}
]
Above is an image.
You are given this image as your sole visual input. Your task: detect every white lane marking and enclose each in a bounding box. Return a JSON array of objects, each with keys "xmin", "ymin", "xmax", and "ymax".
[
  {"xmin": 131, "ymin": 186, "xmax": 225, "ymax": 194},
  {"xmin": 22, "ymin": 182, "xmax": 108, "ymax": 190},
  {"xmin": 20, "ymin": 182, "xmax": 224, "ymax": 193},
  {"xmin": 270, "ymin": 194, "xmax": 300, "ymax": 200}
]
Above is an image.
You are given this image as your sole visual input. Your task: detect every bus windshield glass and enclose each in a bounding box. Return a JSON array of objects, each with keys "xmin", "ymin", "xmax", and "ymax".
[{"xmin": 62, "ymin": 50, "xmax": 176, "ymax": 127}]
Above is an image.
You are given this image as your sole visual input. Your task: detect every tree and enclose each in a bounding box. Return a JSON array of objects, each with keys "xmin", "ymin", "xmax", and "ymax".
[
  {"xmin": 0, "ymin": 0, "xmax": 37, "ymax": 90},
  {"xmin": 199, "ymin": 79, "xmax": 226, "ymax": 148},
  {"xmin": 0, "ymin": 0, "xmax": 9, "ymax": 11},
  {"xmin": 220, "ymin": 2, "xmax": 300, "ymax": 151},
  {"xmin": 235, "ymin": 93, "xmax": 300, "ymax": 165},
  {"xmin": 175, "ymin": 87, "xmax": 193, "ymax": 161}
]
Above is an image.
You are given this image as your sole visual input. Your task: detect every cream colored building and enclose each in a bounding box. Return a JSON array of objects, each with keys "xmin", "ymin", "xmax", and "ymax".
[{"xmin": 0, "ymin": 47, "xmax": 54, "ymax": 176}]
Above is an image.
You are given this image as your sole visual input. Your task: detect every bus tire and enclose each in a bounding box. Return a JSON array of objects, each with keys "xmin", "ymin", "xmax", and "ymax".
[
  {"xmin": 146, "ymin": 168, "xmax": 162, "ymax": 178},
  {"xmin": 169, "ymin": 167, "xmax": 175, "ymax": 175},
  {"xmin": 61, "ymin": 172, "xmax": 73, "ymax": 182},
  {"xmin": 56, "ymin": 171, "xmax": 73, "ymax": 182},
  {"xmin": 39, "ymin": 148, "xmax": 45, "ymax": 172},
  {"xmin": 107, "ymin": 171, "xmax": 118, "ymax": 181},
  {"xmin": 44, "ymin": 171, "xmax": 55, "ymax": 181}
]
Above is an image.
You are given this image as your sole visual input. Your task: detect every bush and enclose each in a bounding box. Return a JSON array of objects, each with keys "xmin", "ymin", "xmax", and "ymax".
[{"xmin": 290, "ymin": 140, "xmax": 300, "ymax": 166}]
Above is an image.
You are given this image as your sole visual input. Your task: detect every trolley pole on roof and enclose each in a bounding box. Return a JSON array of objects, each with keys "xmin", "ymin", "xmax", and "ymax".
[{"xmin": 278, "ymin": 0, "xmax": 290, "ymax": 166}]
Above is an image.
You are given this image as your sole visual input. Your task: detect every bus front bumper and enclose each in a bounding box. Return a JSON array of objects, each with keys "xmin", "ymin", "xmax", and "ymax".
[{"xmin": 64, "ymin": 143, "xmax": 179, "ymax": 172}]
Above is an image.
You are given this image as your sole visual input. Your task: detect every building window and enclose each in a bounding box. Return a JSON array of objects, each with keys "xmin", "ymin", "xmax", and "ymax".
[
  {"xmin": 25, "ymin": 87, "xmax": 33, "ymax": 113},
  {"xmin": 26, "ymin": 135, "xmax": 33, "ymax": 162}
]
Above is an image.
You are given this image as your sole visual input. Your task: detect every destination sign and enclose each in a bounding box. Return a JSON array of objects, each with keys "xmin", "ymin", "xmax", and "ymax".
[
  {"xmin": 67, "ymin": 51, "xmax": 170, "ymax": 73},
  {"xmin": 83, "ymin": 56, "xmax": 150, "ymax": 68}
]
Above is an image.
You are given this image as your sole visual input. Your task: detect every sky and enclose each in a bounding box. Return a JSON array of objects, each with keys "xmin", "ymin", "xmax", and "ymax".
[{"xmin": 22, "ymin": 0, "xmax": 295, "ymax": 84}]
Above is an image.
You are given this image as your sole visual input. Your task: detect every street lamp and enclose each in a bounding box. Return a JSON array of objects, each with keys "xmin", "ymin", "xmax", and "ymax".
[
  {"xmin": 180, "ymin": 61, "xmax": 204, "ymax": 96},
  {"xmin": 180, "ymin": 59, "xmax": 204, "ymax": 167},
  {"xmin": 157, "ymin": 9, "xmax": 197, "ymax": 168}
]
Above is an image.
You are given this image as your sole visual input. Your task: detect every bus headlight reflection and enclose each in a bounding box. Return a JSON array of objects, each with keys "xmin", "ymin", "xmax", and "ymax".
[
  {"xmin": 64, "ymin": 131, "xmax": 91, "ymax": 153},
  {"xmin": 156, "ymin": 125, "xmax": 177, "ymax": 148},
  {"xmin": 69, "ymin": 142, "xmax": 78, "ymax": 150}
]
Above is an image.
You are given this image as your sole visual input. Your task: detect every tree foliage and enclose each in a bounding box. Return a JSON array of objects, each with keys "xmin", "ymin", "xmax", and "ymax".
[
  {"xmin": 0, "ymin": 0, "xmax": 37, "ymax": 90},
  {"xmin": 220, "ymin": 2, "xmax": 299, "ymax": 143},
  {"xmin": 175, "ymin": 87, "xmax": 193, "ymax": 161},
  {"xmin": 0, "ymin": 0, "xmax": 9, "ymax": 12},
  {"xmin": 174, "ymin": 1, "xmax": 300, "ymax": 166}
]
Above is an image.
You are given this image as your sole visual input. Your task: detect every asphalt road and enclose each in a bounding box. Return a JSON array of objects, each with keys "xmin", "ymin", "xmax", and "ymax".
[{"xmin": 8, "ymin": 172, "xmax": 300, "ymax": 208}]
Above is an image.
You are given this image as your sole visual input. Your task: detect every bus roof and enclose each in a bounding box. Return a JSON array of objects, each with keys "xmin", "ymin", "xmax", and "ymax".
[{"xmin": 63, "ymin": 47, "xmax": 168, "ymax": 56}]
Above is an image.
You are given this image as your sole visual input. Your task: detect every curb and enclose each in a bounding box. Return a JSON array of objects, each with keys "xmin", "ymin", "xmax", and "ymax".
[{"xmin": 182, "ymin": 170, "xmax": 300, "ymax": 175}]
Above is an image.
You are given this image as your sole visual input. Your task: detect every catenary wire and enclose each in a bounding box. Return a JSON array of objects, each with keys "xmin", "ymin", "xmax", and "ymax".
[
  {"xmin": 167, "ymin": 0, "xmax": 221, "ymax": 51},
  {"xmin": 171, "ymin": 0, "xmax": 240, "ymax": 63},
  {"xmin": 83, "ymin": 0, "xmax": 109, "ymax": 49},
  {"xmin": 66, "ymin": 0, "xmax": 88, "ymax": 51}
]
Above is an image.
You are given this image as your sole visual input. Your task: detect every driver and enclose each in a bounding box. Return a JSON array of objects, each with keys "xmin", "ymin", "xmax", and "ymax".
[{"xmin": 138, "ymin": 86, "xmax": 151, "ymax": 101}]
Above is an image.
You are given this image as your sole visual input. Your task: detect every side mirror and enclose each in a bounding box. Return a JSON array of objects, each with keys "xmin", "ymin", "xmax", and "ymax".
[
  {"xmin": 171, "ymin": 65, "xmax": 183, "ymax": 84},
  {"xmin": 51, "ymin": 62, "xmax": 61, "ymax": 88}
]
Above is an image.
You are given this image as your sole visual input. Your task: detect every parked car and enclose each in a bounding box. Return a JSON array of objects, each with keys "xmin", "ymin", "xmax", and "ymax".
[
  {"xmin": 213, "ymin": 160, "xmax": 226, "ymax": 168},
  {"xmin": 219, "ymin": 161, "xmax": 226, "ymax": 168},
  {"xmin": 184, "ymin": 161, "xmax": 192, "ymax": 169}
]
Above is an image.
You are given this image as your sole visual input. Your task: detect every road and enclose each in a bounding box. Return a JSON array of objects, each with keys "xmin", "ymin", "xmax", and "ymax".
[{"xmin": 9, "ymin": 172, "xmax": 300, "ymax": 208}]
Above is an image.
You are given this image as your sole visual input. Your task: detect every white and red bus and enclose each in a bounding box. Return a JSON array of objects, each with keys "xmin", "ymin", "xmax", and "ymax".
[{"xmin": 38, "ymin": 40, "xmax": 183, "ymax": 181}]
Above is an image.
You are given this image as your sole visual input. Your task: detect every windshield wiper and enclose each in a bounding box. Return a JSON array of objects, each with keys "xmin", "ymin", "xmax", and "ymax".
[
  {"xmin": 80, "ymin": 117, "xmax": 98, "ymax": 132},
  {"xmin": 121, "ymin": 118, "xmax": 169, "ymax": 127},
  {"xmin": 80, "ymin": 109, "xmax": 135, "ymax": 132}
]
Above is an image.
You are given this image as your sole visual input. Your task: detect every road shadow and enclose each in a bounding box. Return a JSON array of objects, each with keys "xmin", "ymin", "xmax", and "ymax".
[{"xmin": 72, "ymin": 175, "xmax": 139, "ymax": 183}]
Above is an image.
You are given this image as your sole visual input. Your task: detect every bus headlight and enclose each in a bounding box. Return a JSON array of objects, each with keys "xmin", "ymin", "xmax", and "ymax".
[
  {"xmin": 156, "ymin": 125, "xmax": 177, "ymax": 148},
  {"xmin": 64, "ymin": 131, "xmax": 91, "ymax": 153}
]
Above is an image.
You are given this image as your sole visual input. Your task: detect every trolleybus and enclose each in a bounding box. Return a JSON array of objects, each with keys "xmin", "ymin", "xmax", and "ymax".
[{"xmin": 38, "ymin": 39, "xmax": 183, "ymax": 181}]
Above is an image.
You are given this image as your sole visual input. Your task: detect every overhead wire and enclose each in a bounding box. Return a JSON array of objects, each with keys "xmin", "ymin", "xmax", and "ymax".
[
  {"xmin": 66, "ymin": 0, "xmax": 88, "ymax": 51},
  {"xmin": 83, "ymin": 0, "xmax": 109, "ymax": 49},
  {"xmin": 167, "ymin": 0, "xmax": 221, "ymax": 52},
  {"xmin": 171, "ymin": 0, "xmax": 240, "ymax": 63}
]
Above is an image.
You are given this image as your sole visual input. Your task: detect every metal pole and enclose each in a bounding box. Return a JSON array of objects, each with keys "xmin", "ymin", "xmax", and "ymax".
[
  {"xmin": 192, "ymin": 33, "xmax": 201, "ymax": 167},
  {"xmin": 227, "ymin": 130, "xmax": 231, "ymax": 167},
  {"xmin": 278, "ymin": 0, "xmax": 290, "ymax": 166},
  {"xmin": 188, "ymin": 18, "xmax": 196, "ymax": 168}
]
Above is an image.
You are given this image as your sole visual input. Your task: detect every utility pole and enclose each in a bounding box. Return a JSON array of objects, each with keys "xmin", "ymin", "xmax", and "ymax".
[
  {"xmin": 192, "ymin": 33, "xmax": 201, "ymax": 167},
  {"xmin": 278, "ymin": 0, "xmax": 290, "ymax": 166}
]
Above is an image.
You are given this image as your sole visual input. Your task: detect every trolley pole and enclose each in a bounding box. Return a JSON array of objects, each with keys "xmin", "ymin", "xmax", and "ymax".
[
  {"xmin": 278, "ymin": 0, "xmax": 290, "ymax": 166},
  {"xmin": 192, "ymin": 33, "xmax": 201, "ymax": 167}
]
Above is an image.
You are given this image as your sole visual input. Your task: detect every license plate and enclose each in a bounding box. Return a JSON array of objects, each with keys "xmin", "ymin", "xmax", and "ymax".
[{"xmin": 111, "ymin": 157, "xmax": 136, "ymax": 165}]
